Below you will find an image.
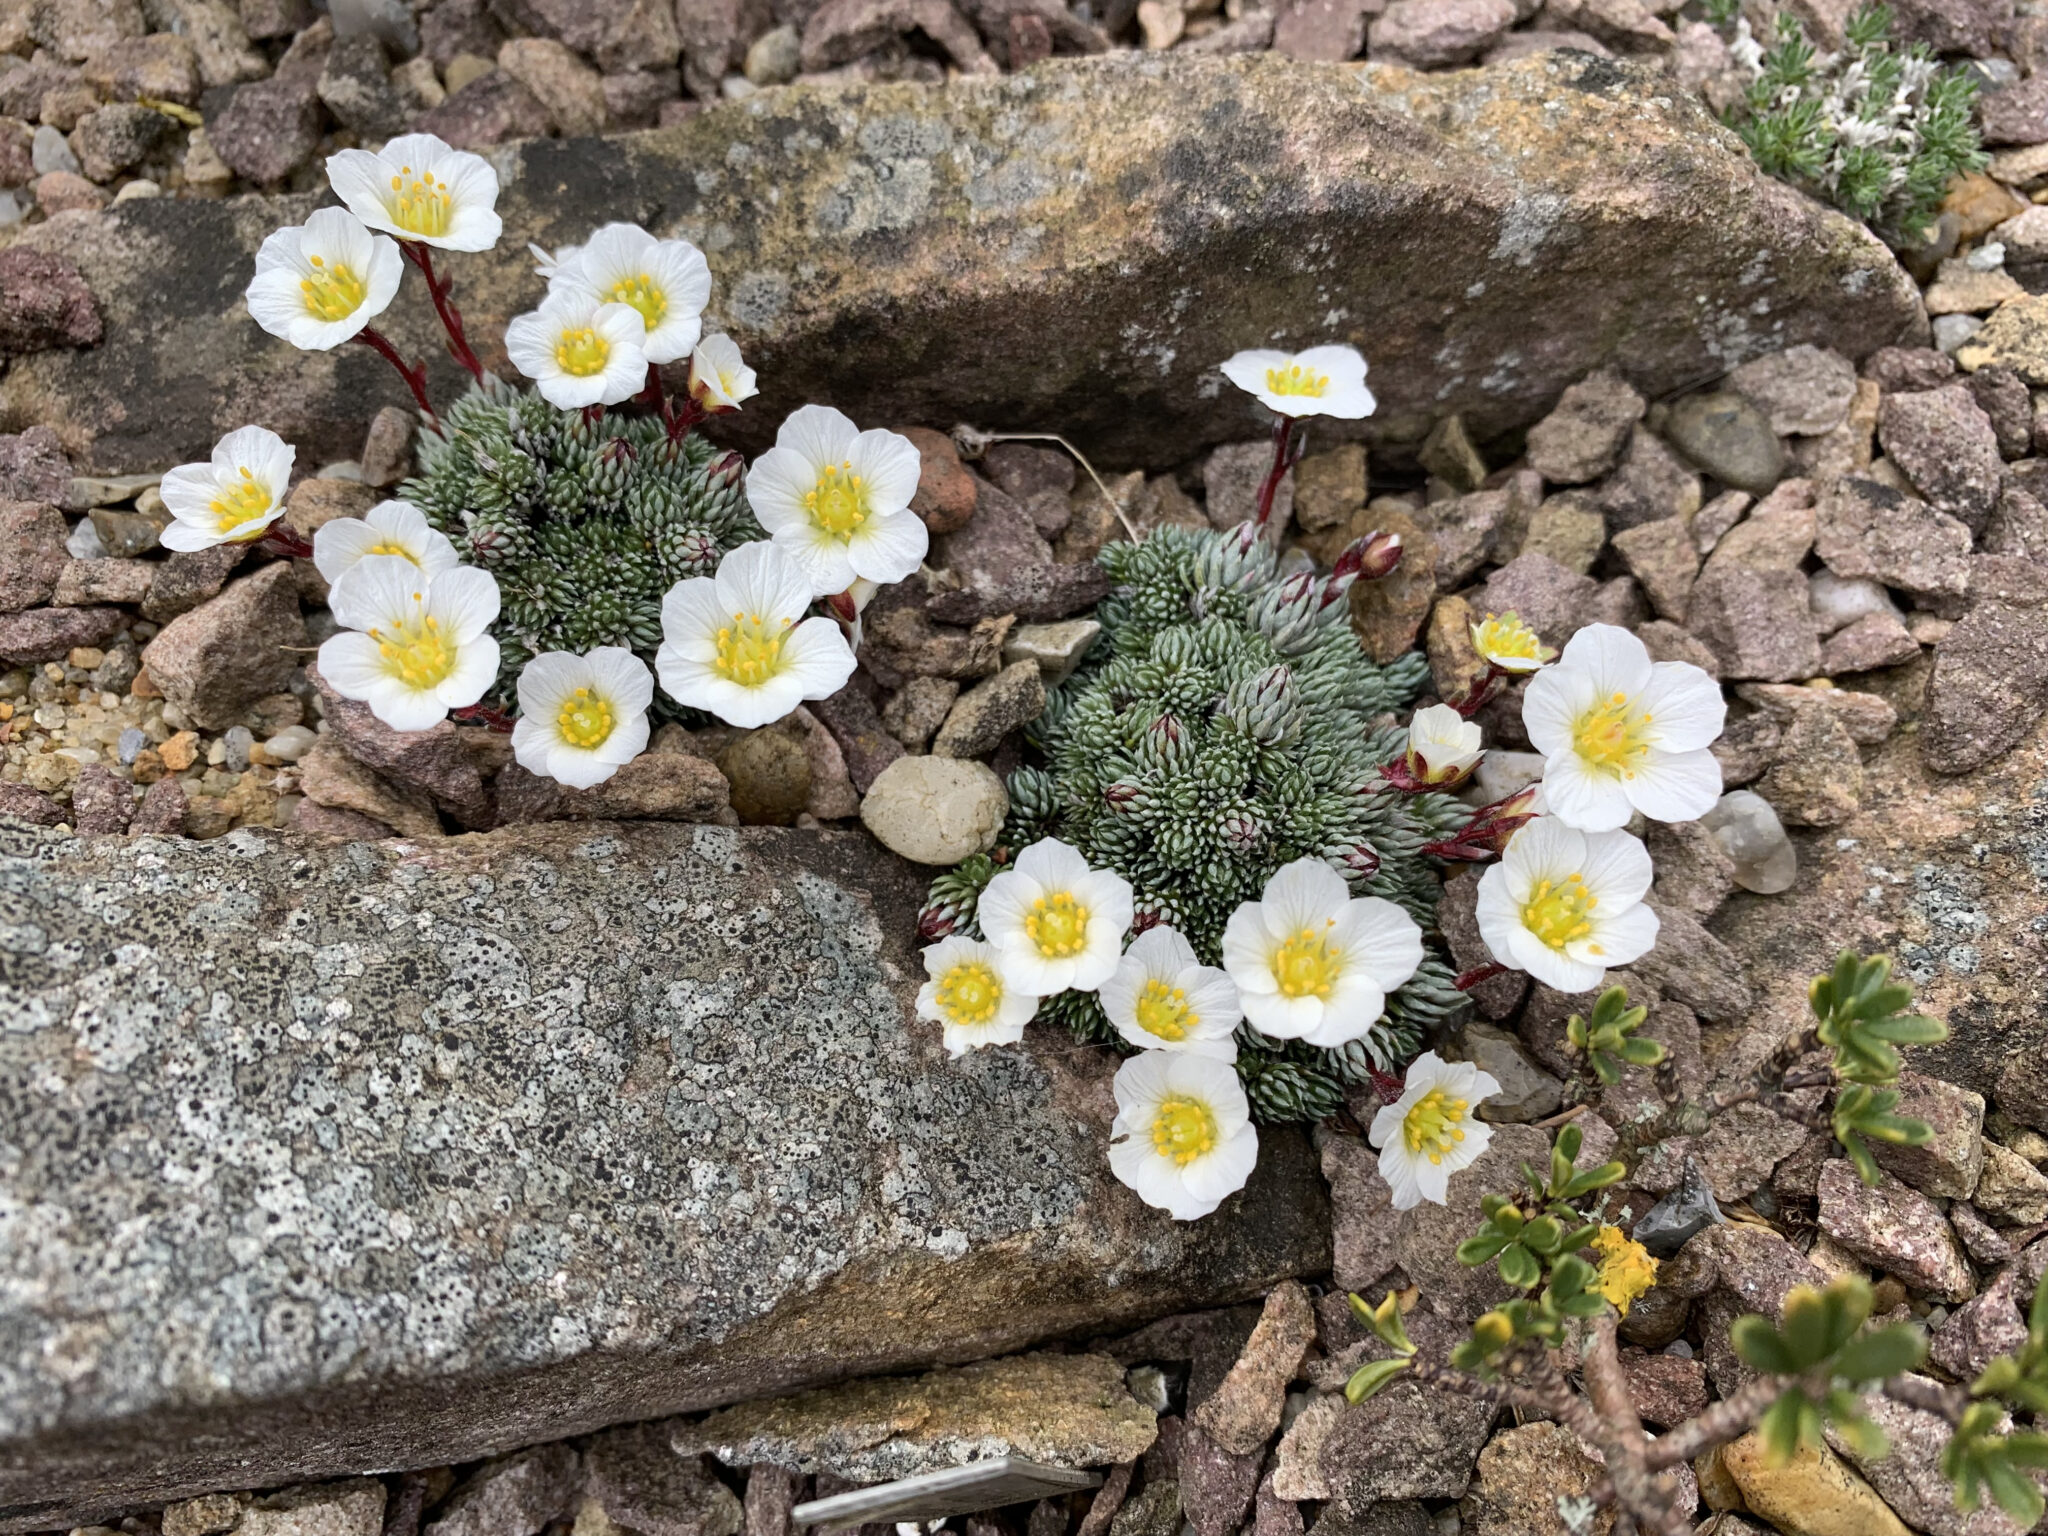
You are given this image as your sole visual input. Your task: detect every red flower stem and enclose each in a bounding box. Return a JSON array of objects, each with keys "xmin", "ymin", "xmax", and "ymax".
[
  {"xmin": 1454, "ymin": 663, "xmax": 1508, "ymax": 719},
  {"xmin": 1454, "ymin": 962, "xmax": 1509, "ymax": 992},
  {"xmin": 352, "ymin": 327, "xmax": 440, "ymax": 431},
  {"xmin": 1252, "ymin": 414, "xmax": 1299, "ymax": 530},
  {"xmin": 403, "ymin": 242, "xmax": 484, "ymax": 383},
  {"xmin": 666, "ymin": 392, "xmax": 708, "ymax": 442}
]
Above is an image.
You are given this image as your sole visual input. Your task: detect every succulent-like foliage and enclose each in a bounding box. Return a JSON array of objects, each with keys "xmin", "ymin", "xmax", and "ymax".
[
  {"xmin": 1566, "ymin": 985, "xmax": 1662, "ymax": 1086},
  {"xmin": 402, "ymin": 380, "xmax": 760, "ymax": 704},
  {"xmin": 1719, "ymin": 4, "xmax": 1985, "ymax": 237},
  {"xmin": 922, "ymin": 523, "xmax": 1472, "ymax": 1122}
]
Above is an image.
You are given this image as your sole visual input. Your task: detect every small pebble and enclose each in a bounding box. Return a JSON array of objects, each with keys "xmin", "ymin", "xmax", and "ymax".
[
  {"xmin": 1933, "ymin": 313, "xmax": 1985, "ymax": 354},
  {"xmin": 264, "ymin": 725, "xmax": 316, "ymax": 762},
  {"xmin": 222, "ymin": 726, "xmax": 254, "ymax": 773},
  {"xmin": 113, "ymin": 179, "xmax": 161, "ymax": 202},
  {"xmin": 0, "ymin": 190, "xmax": 23, "ymax": 228},
  {"xmin": 66, "ymin": 518, "xmax": 107, "ymax": 560},
  {"xmin": 117, "ymin": 727, "xmax": 146, "ymax": 765},
  {"xmin": 1968, "ymin": 241, "xmax": 2007, "ymax": 271},
  {"xmin": 31, "ymin": 123, "xmax": 81, "ymax": 177},
  {"xmin": 1701, "ymin": 788, "xmax": 1796, "ymax": 895}
]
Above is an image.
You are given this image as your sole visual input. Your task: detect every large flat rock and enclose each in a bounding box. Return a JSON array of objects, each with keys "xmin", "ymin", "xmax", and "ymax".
[
  {"xmin": 2, "ymin": 52, "xmax": 1920, "ymax": 474},
  {"xmin": 0, "ymin": 821, "xmax": 1327, "ymax": 1531}
]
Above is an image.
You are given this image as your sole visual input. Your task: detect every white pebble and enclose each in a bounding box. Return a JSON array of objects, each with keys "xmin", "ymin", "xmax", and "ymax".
[
  {"xmin": 1933, "ymin": 314, "xmax": 1984, "ymax": 355},
  {"xmin": 31, "ymin": 124, "xmax": 80, "ymax": 177},
  {"xmin": 264, "ymin": 725, "xmax": 316, "ymax": 762},
  {"xmin": 1702, "ymin": 789, "xmax": 1797, "ymax": 895},
  {"xmin": 1808, "ymin": 570, "xmax": 1899, "ymax": 637},
  {"xmin": 65, "ymin": 517, "xmax": 106, "ymax": 560}
]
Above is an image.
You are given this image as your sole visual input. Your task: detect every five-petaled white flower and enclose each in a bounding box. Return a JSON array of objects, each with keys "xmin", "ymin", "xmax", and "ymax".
[
  {"xmin": 746, "ymin": 403, "xmax": 928, "ymax": 598},
  {"xmin": 1221, "ymin": 858, "xmax": 1422, "ymax": 1048},
  {"xmin": 312, "ymin": 498, "xmax": 460, "ymax": 587},
  {"xmin": 1522, "ymin": 624, "xmax": 1725, "ymax": 831},
  {"xmin": 159, "ymin": 425, "xmax": 295, "ymax": 552},
  {"xmin": 510, "ymin": 646, "xmax": 654, "ymax": 790},
  {"xmin": 1369, "ymin": 1051, "xmax": 1500, "ymax": 1211},
  {"xmin": 245, "ymin": 206, "xmax": 403, "ymax": 351},
  {"xmin": 325, "ymin": 132, "xmax": 503, "ymax": 251},
  {"xmin": 655, "ymin": 540, "xmax": 856, "ymax": 728},
  {"xmin": 689, "ymin": 333, "xmax": 758, "ymax": 412},
  {"xmin": 550, "ymin": 222, "xmax": 712, "ymax": 366},
  {"xmin": 976, "ymin": 838, "xmax": 1135, "ymax": 996},
  {"xmin": 916, "ymin": 935, "xmax": 1040, "ymax": 1058},
  {"xmin": 1220, "ymin": 345, "xmax": 1375, "ymax": 420},
  {"xmin": 318, "ymin": 556, "xmax": 502, "ymax": 732},
  {"xmin": 1108, "ymin": 1050, "xmax": 1259, "ymax": 1221},
  {"xmin": 1406, "ymin": 702, "xmax": 1483, "ymax": 786},
  {"xmin": 504, "ymin": 290, "xmax": 649, "ymax": 412},
  {"xmin": 1099, "ymin": 926, "xmax": 1242, "ymax": 1062},
  {"xmin": 1469, "ymin": 610, "xmax": 1556, "ymax": 674},
  {"xmin": 1475, "ymin": 816, "xmax": 1660, "ymax": 994}
]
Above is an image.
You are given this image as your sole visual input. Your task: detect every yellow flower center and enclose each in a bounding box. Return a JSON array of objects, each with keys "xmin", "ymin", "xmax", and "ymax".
[
  {"xmin": 712, "ymin": 612, "xmax": 791, "ymax": 688},
  {"xmin": 1593, "ymin": 1226, "xmax": 1660, "ymax": 1315},
  {"xmin": 936, "ymin": 960, "xmax": 1002, "ymax": 1026},
  {"xmin": 1150, "ymin": 1095, "xmax": 1219, "ymax": 1166},
  {"xmin": 1265, "ymin": 362, "xmax": 1330, "ymax": 398},
  {"xmin": 300, "ymin": 255, "xmax": 367, "ymax": 321},
  {"xmin": 607, "ymin": 271, "xmax": 668, "ymax": 331},
  {"xmin": 555, "ymin": 686, "xmax": 615, "ymax": 750},
  {"xmin": 555, "ymin": 326, "xmax": 612, "ymax": 379},
  {"xmin": 1402, "ymin": 1087, "xmax": 1469, "ymax": 1166},
  {"xmin": 1572, "ymin": 691, "xmax": 1655, "ymax": 776},
  {"xmin": 1133, "ymin": 979, "xmax": 1194, "ymax": 1042},
  {"xmin": 805, "ymin": 462, "xmax": 869, "ymax": 537},
  {"xmin": 210, "ymin": 468, "xmax": 275, "ymax": 538},
  {"xmin": 1521, "ymin": 874, "xmax": 1597, "ymax": 952},
  {"xmin": 388, "ymin": 165, "xmax": 452, "ymax": 238},
  {"xmin": 1273, "ymin": 922, "xmax": 1342, "ymax": 999},
  {"xmin": 1471, "ymin": 612, "xmax": 1549, "ymax": 665},
  {"xmin": 1024, "ymin": 892, "xmax": 1091, "ymax": 959},
  {"xmin": 363, "ymin": 541, "xmax": 412, "ymax": 558},
  {"xmin": 368, "ymin": 608, "xmax": 456, "ymax": 691}
]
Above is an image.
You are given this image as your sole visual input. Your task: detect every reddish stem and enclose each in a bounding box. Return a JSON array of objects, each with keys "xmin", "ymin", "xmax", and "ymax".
[
  {"xmin": 403, "ymin": 242, "xmax": 484, "ymax": 383},
  {"xmin": 1252, "ymin": 414, "xmax": 1299, "ymax": 530},
  {"xmin": 1454, "ymin": 961, "xmax": 1509, "ymax": 992},
  {"xmin": 451, "ymin": 702, "xmax": 516, "ymax": 734},
  {"xmin": 352, "ymin": 328, "xmax": 440, "ymax": 431},
  {"xmin": 1453, "ymin": 663, "xmax": 1508, "ymax": 719},
  {"xmin": 666, "ymin": 391, "xmax": 708, "ymax": 442},
  {"xmin": 258, "ymin": 526, "xmax": 313, "ymax": 560}
]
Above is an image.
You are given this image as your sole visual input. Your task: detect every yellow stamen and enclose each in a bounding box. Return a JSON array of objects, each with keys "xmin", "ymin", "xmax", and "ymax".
[
  {"xmin": 388, "ymin": 165, "xmax": 452, "ymax": 239},
  {"xmin": 1134, "ymin": 979, "xmax": 1195, "ymax": 1042},
  {"xmin": 209, "ymin": 467, "xmax": 275, "ymax": 539},
  {"xmin": 1024, "ymin": 892, "xmax": 1091, "ymax": 959},
  {"xmin": 1402, "ymin": 1087, "xmax": 1470, "ymax": 1166},
  {"xmin": 712, "ymin": 611, "xmax": 789, "ymax": 687},
  {"xmin": 1572, "ymin": 691, "xmax": 1655, "ymax": 778},
  {"xmin": 1470, "ymin": 611, "xmax": 1552, "ymax": 666},
  {"xmin": 936, "ymin": 960, "xmax": 1002, "ymax": 1026},
  {"xmin": 1272, "ymin": 921, "xmax": 1342, "ymax": 999},
  {"xmin": 804, "ymin": 461, "xmax": 869, "ymax": 537},
  {"xmin": 607, "ymin": 270, "xmax": 668, "ymax": 331},
  {"xmin": 299, "ymin": 255, "xmax": 367, "ymax": 322},
  {"xmin": 368, "ymin": 607, "xmax": 456, "ymax": 691},
  {"xmin": 363, "ymin": 541, "xmax": 412, "ymax": 558},
  {"xmin": 555, "ymin": 685, "xmax": 615, "ymax": 750},
  {"xmin": 1264, "ymin": 362, "xmax": 1330, "ymax": 398},
  {"xmin": 555, "ymin": 326, "xmax": 612, "ymax": 378},
  {"xmin": 1150, "ymin": 1095, "xmax": 1219, "ymax": 1166},
  {"xmin": 1521, "ymin": 873, "xmax": 1598, "ymax": 951}
]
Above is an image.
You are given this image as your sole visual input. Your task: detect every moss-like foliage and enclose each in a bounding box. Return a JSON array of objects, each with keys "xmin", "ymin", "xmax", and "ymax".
[
  {"xmin": 402, "ymin": 381, "xmax": 760, "ymax": 706},
  {"xmin": 1715, "ymin": 2, "xmax": 1985, "ymax": 237},
  {"xmin": 923, "ymin": 524, "xmax": 1471, "ymax": 1123}
]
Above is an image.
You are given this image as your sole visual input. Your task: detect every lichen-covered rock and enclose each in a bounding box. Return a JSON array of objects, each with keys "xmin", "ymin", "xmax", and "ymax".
[
  {"xmin": 0, "ymin": 822, "xmax": 1327, "ymax": 1529},
  {"xmin": 1816, "ymin": 1160, "xmax": 1974, "ymax": 1302},
  {"xmin": 0, "ymin": 52, "xmax": 1917, "ymax": 474}
]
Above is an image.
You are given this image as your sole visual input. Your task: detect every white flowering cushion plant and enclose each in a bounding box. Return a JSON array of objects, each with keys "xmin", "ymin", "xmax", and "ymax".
[
  {"xmin": 746, "ymin": 404, "xmax": 928, "ymax": 597},
  {"xmin": 1220, "ymin": 345, "xmax": 1376, "ymax": 419},
  {"xmin": 976, "ymin": 838, "xmax": 1136, "ymax": 995},
  {"xmin": 158, "ymin": 425, "xmax": 295, "ymax": 552},
  {"xmin": 318, "ymin": 556, "xmax": 502, "ymax": 732},
  {"xmin": 509, "ymin": 647, "xmax": 654, "ymax": 790},
  {"xmin": 244, "ymin": 207, "xmax": 403, "ymax": 352},
  {"xmin": 504, "ymin": 291, "xmax": 651, "ymax": 411},
  {"xmin": 655, "ymin": 540, "xmax": 857, "ymax": 728},
  {"xmin": 1469, "ymin": 610, "xmax": 1557, "ymax": 674},
  {"xmin": 1368, "ymin": 1051, "xmax": 1500, "ymax": 1210},
  {"xmin": 916, "ymin": 936, "xmax": 1040, "ymax": 1058},
  {"xmin": 1474, "ymin": 816, "xmax": 1660, "ymax": 993},
  {"xmin": 325, "ymin": 133, "xmax": 503, "ymax": 252},
  {"xmin": 1098, "ymin": 926, "xmax": 1242, "ymax": 1062},
  {"xmin": 1221, "ymin": 858, "xmax": 1423, "ymax": 1048},
  {"xmin": 549, "ymin": 222, "xmax": 713, "ymax": 367},
  {"xmin": 1404, "ymin": 702, "xmax": 1484, "ymax": 787},
  {"xmin": 1107, "ymin": 1051, "xmax": 1259, "ymax": 1220},
  {"xmin": 1522, "ymin": 624, "xmax": 1725, "ymax": 831},
  {"xmin": 312, "ymin": 498, "xmax": 460, "ymax": 586}
]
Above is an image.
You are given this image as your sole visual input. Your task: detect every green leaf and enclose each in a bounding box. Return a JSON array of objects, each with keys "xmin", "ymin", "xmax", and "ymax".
[
  {"xmin": 1758, "ymin": 1390, "xmax": 1817, "ymax": 1466},
  {"xmin": 1498, "ymin": 1243, "xmax": 1541, "ymax": 1290},
  {"xmin": 1456, "ymin": 1233, "xmax": 1509, "ymax": 1266},
  {"xmin": 1835, "ymin": 1325, "xmax": 1926, "ymax": 1383},
  {"xmin": 1732, "ymin": 1314, "xmax": 1799, "ymax": 1375},
  {"xmin": 1344, "ymin": 1356, "xmax": 1411, "ymax": 1404},
  {"xmin": 1520, "ymin": 1215, "xmax": 1563, "ymax": 1256},
  {"xmin": 1781, "ymin": 1286, "xmax": 1836, "ymax": 1371},
  {"xmin": 1561, "ymin": 1162, "xmax": 1627, "ymax": 1198}
]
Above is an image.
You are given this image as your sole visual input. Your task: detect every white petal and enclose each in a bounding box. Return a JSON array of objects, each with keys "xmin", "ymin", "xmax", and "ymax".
[
  {"xmin": 1626, "ymin": 748, "xmax": 1724, "ymax": 825},
  {"xmin": 1221, "ymin": 904, "xmax": 1278, "ymax": 995},
  {"xmin": 1258, "ymin": 858, "xmax": 1349, "ymax": 939},
  {"xmin": 426, "ymin": 565, "xmax": 501, "ymax": 639},
  {"xmin": 1331, "ymin": 896, "xmax": 1423, "ymax": 991},
  {"xmin": 1538, "ymin": 753, "xmax": 1634, "ymax": 832},
  {"xmin": 1013, "ymin": 838, "xmax": 1095, "ymax": 893},
  {"xmin": 1522, "ymin": 664, "xmax": 1596, "ymax": 758},
  {"xmin": 776, "ymin": 402, "xmax": 860, "ymax": 467},
  {"xmin": 1640, "ymin": 660, "xmax": 1727, "ymax": 752},
  {"xmin": 1578, "ymin": 827, "xmax": 1654, "ymax": 907},
  {"xmin": 848, "ymin": 427, "xmax": 923, "ymax": 513},
  {"xmin": 1574, "ymin": 900, "xmax": 1660, "ymax": 970},
  {"xmin": 778, "ymin": 617, "xmax": 859, "ymax": 700},
  {"xmin": 317, "ymin": 630, "xmax": 388, "ymax": 698},
  {"xmin": 715, "ymin": 540, "xmax": 812, "ymax": 624},
  {"xmin": 844, "ymin": 507, "xmax": 929, "ymax": 588},
  {"xmin": 1559, "ymin": 623, "xmax": 1653, "ymax": 698},
  {"xmin": 435, "ymin": 634, "xmax": 499, "ymax": 709}
]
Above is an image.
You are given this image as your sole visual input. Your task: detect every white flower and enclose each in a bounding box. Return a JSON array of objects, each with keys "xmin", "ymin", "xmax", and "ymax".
[
  {"xmin": 976, "ymin": 838, "xmax": 1135, "ymax": 995},
  {"xmin": 1406, "ymin": 702, "xmax": 1483, "ymax": 785},
  {"xmin": 1469, "ymin": 610, "xmax": 1556, "ymax": 674},
  {"xmin": 916, "ymin": 935, "xmax": 1039, "ymax": 1058},
  {"xmin": 1522, "ymin": 624, "xmax": 1725, "ymax": 831},
  {"xmin": 325, "ymin": 132, "xmax": 502, "ymax": 251},
  {"xmin": 1219, "ymin": 345, "xmax": 1375, "ymax": 419},
  {"xmin": 158, "ymin": 425, "xmax": 294, "ymax": 552},
  {"xmin": 746, "ymin": 403, "xmax": 928, "ymax": 597},
  {"xmin": 245, "ymin": 207, "xmax": 403, "ymax": 351},
  {"xmin": 655, "ymin": 540, "xmax": 857, "ymax": 728},
  {"xmin": 318, "ymin": 556, "xmax": 501, "ymax": 732},
  {"xmin": 1221, "ymin": 858, "xmax": 1422, "ymax": 1048},
  {"xmin": 1098, "ymin": 926, "xmax": 1241, "ymax": 1062},
  {"xmin": 1369, "ymin": 1051, "xmax": 1500, "ymax": 1211},
  {"xmin": 689, "ymin": 333, "xmax": 759, "ymax": 412},
  {"xmin": 528, "ymin": 239, "xmax": 581, "ymax": 280},
  {"xmin": 504, "ymin": 290, "xmax": 649, "ymax": 412},
  {"xmin": 510, "ymin": 647, "xmax": 653, "ymax": 790},
  {"xmin": 551, "ymin": 222, "xmax": 712, "ymax": 366},
  {"xmin": 312, "ymin": 498, "xmax": 460, "ymax": 586},
  {"xmin": 1474, "ymin": 816, "xmax": 1660, "ymax": 994},
  {"xmin": 1108, "ymin": 1051, "xmax": 1259, "ymax": 1221}
]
